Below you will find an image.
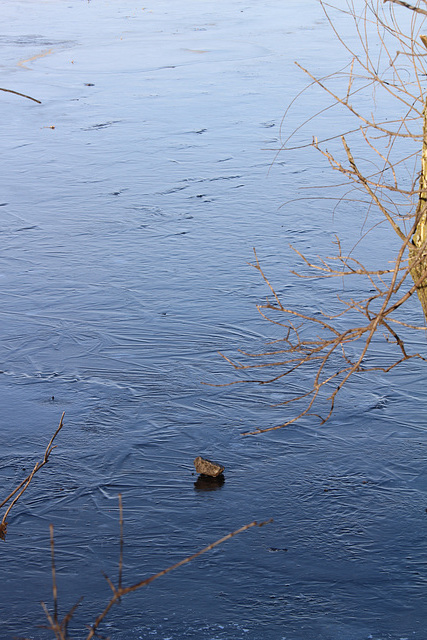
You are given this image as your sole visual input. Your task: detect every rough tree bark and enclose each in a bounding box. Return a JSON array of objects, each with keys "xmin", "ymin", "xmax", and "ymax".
[{"xmin": 411, "ymin": 75, "xmax": 427, "ymax": 320}]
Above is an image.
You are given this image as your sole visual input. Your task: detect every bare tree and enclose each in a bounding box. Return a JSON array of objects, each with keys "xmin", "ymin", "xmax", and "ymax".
[{"xmin": 217, "ymin": 0, "xmax": 427, "ymax": 434}]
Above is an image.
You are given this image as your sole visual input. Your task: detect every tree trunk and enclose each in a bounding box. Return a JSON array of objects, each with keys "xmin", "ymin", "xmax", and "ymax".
[{"xmin": 410, "ymin": 95, "xmax": 427, "ymax": 320}]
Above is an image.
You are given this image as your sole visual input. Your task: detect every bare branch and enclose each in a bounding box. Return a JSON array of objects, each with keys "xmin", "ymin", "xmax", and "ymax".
[
  {"xmin": 0, "ymin": 87, "xmax": 41, "ymax": 103},
  {"xmin": 0, "ymin": 413, "xmax": 65, "ymax": 539},
  {"xmin": 39, "ymin": 495, "xmax": 272, "ymax": 640},
  {"xmin": 384, "ymin": 0, "xmax": 427, "ymax": 17}
]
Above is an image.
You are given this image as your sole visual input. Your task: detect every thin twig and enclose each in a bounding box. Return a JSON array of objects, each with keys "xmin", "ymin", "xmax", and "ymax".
[
  {"xmin": 0, "ymin": 413, "xmax": 65, "ymax": 540},
  {"xmin": 0, "ymin": 87, "xmax": 41, "ymax": 104},
  {"xmin": 384, "ymin": 0, "xmax": 427, "ymax": 17},
  {"xmin": 85, "ymin": 518, "xmax": 272, "ymax": 640},
  {"xmin": 50, "ymin": 524, "xmax": 58, "ymax": 626},
  {"xmin": 40, "ymin": 497, "xmax": 272, "ymax": 640}
]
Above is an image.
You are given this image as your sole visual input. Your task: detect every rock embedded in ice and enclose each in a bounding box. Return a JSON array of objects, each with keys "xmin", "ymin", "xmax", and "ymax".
[{"xmin": 193, "ymin": 456, "xmax": 224, "ymax": 477}]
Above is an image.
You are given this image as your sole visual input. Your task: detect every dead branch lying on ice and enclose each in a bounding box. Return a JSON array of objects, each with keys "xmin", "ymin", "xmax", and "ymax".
[{"xmin": 0, "ymin": 87, "xmax": 41, "ymax": 103}]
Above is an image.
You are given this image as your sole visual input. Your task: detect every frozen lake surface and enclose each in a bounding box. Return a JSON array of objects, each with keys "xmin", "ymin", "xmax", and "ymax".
[{"xmin": 1, "ymin": 1, "xmax": 427, "ymax": 639}]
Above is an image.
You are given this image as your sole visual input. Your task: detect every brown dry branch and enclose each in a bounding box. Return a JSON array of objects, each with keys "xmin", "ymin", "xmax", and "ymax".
[
  {"xmin": 215, "ymin": 1, "xmax": 427, "ymax": 434},
  {"xmin": 0, "ymin": 87, "xmax": 41, "ymax": 103},
  {"xmin": 385, "ymin": 0, "xmax": 427, "ymax": 17},
  {"xmin": 0, "ymin": 412, "xmax": 65, "ymax": 540},
  {"xmin": 35, "ymin": 496, "xmax": 271, "ymax": 640},
  {"xmin": 214, "ymin": 237, "xmax": 426, "ymax": 436}
]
